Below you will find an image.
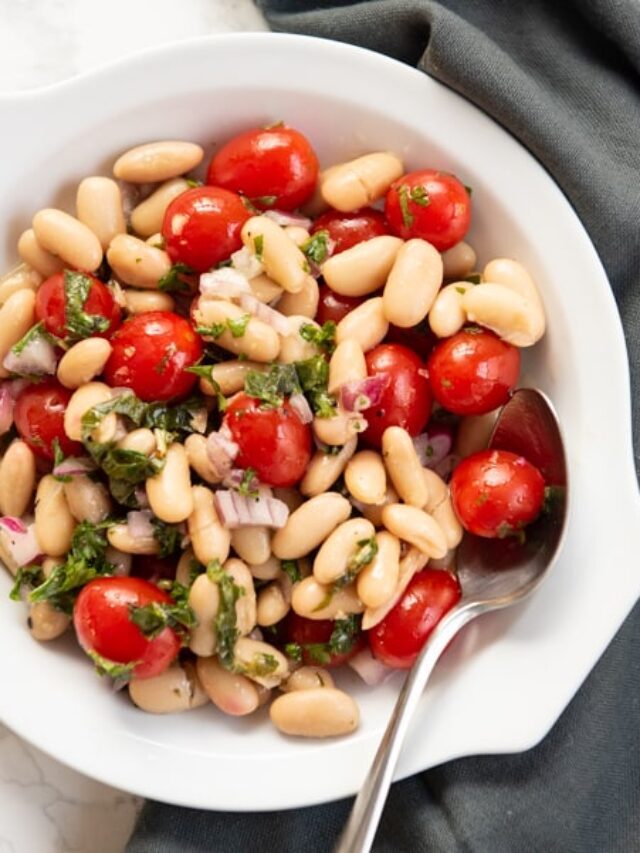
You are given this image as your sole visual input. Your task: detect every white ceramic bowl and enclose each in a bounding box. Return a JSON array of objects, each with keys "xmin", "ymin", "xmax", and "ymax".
[{"xmin": 0, "ymin": 33, "xmax": 638, "ymax": 811}]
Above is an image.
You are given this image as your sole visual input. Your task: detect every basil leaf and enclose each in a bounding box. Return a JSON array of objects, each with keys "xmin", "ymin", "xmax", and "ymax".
[
  {"xmin": 227, "ymin": 314, "xmax": 251, "ymax": 338},
  {"xmin": 185, "ymin": 365, "xmax": 227, "ymax": 412},
  {"xmin": 196, "ymin": 323, "xmax": 226, "ymax": 339},
  {"xmin": 86, "ymin": 650, "xmax": 137, "ymax": 680},
  {"xmin": 100, "ymin": 448, "xmax": 163, "ymax": 483},
  {"xmin": 157, "ymin": 262, "xmax": 193, "ymax": 293},
  {"xmin": 397, "ymin": 184, "xmax": 413, "ymax": 228},
  {"xmin": 284, "ymin": 642, "xmax": 302, "ymax": 662},
  {"xmin": 281, "ymin": 559, "xmax": 301, "ymax": 584},
  {"xmin": 295, "ymin": 355, "xmax": 337, "ymax": 418},
  {"xmin": 9, "ymin": 565, "xmax": 44, "ymax": 601},
  {"xmin": 244, "ymin": 363, "xmax": 300, "ymax": 408},
  {"xmin": 64, "ymin": 270, "xmax": 110, "ymax": 339},
  {"xmin": 301, "ymin": 230, "xmax": 330, "ymax": 265},
  {"xmin": 10, "ymin": 321, "xmax": 62, "ymax": 356},
  {"xmin": 206, "ymin": 560, "xmax": 245, "ymax": 669},
  {"xmin": 237, "ymin": 652, "xmax": 279, "ymax": 679},
  {"xmin": 151, "ymin": 517, "xmax": 182, "ymax": 558},
  {"xmin": 128, "ymin": 600, "xmax": 196, "ymax": 640},
  {"xmin": 334, "ymin": 537, "xmax": 378, "ymax": 589},
  {"xmin": 409, "ymin": 186, "xmax": 430, "ymax": 207},
  {"xmin": 253, "ymin": 234, "xmax": 264, "ymax": 262},
  {"xmin": 299, "ymin": 321, "xmax": 336, "ymax": 355}
]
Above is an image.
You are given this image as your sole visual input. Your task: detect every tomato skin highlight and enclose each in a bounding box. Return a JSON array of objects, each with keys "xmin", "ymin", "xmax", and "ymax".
[
  {"xmin": 35, "ymin": 271, "xmax": 121, "ymax": 340},
  {"xmin": 207, "ymin": 125, "xmax": 319, "ymax": 211},
  {"xmin": 73, "ymin": 577, "xmax": 181, "ymax": 680},
  {"xmin": 104, "ymin": 311, "xmax": 202, "ymax": 402},
  {"xmin": 223, "ymin": 393, "xmax": 312, "ymax": 488},
  {"xmin": 385, "ymin": 169, "xmax": 471, "ymax": 251},
  {"xmin": 282, "ymin": 612, "xmax": 365, "ymax": 669},
  {"xmin": 426, "ymin": 328, "xmax": 520, "ymax": 416},
  {"xmin": 450, "ymin": 449, "xmax": 546, "ymax": 538},
  {"xmin": 13, "ymin": 380, "xmax": 83, "ymax": 460},
  {"xmin": 369, "ymin": 569, "xmax": 461, "ymax": 669},
  {"xmin": 162, "ymin": 186, "xmax": 251, "ymax": 272},
  {"xmin": 311, "ymin": 207, "xmax": 390, "ymax": 254},
  {"xmin": 315, "ymin": 285, "xmax": 365, "ymax": 326},
  {"xmin": 362, "ymin": 343, "xmax": 432, "ymax": 448}
]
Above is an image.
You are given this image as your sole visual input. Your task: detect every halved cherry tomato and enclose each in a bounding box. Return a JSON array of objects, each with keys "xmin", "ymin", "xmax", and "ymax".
[
  {"xmin": 369, "ymin": 568, "xmax": 461, "ymax": 668},
  {"xmin": 310, "ymin": 207, "xmax": 390, "ymax": 254},
  {"xmin": 385, "ymin": 169, "xmax": 471, "ymax": 251},
  {"xmin": 282, "ymin": 612, "xmax": 365, "ymax": 669},
  {"xmin": 162, "ymin": 186, "xmax": 250, "ymax": 272},
  {"xmin": 450, "ymin": 449, "xmax": 545, "ymax": 538},
  {"xmin": 315, "ymin": 285, "xmax": 365, "ymax": 326},
  {"xmin": 73, "ymin": 577, "xmax": 181, "ymax": 680},
  {"xmin": 13, "ymin": 380, "xmax": 83, "ymax": 460},
  {"xmin": 207, "ymin": 125, "xmax": 319, "ymax": 211},
  {"xmin": 35, "ymin": 271, "xmax": 121, "ymax": 340},
  {"xmin": 104, "ymin": 311, "xmax": 202, "ymax": 402},
  {"xmin": 427, "ymin": 327, "xmax": 520, "ymax": 416},
  {"xmin": 362, "ymin": 343, "xmax": 432, "ymax": 448},
  {"xmin": 223, "ymin": 393, "xmax": 312, "ymax": 487}
]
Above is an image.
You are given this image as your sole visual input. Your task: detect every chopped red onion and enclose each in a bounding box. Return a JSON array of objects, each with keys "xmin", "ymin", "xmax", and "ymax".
[
  {"xmin": 52, "ymin": 456, "xmax": 97, "ymax": 478},
  {"xmin": 340, "ymin": 375, "xmax": 390, "ymax": 413},
  {"xmin": 238, "ymin": 293, "xmax": 291, "ymax": 336},
  {"xmin": 289, "ymin": 393, "xmax": 314, "ymax": 424},
  {"xmin": 433, "ymin": 453, "xmax": 462, "ymax": 482},
  {"xmin": 0, "ymin": 516, "xmax": 27, "ymax": 535},
  {"xmin": 0, "ymin": 518, "xmax": 41, "ymax": 567},
  {"xmin": 264, "ymin": 210, "xmax": 312, "ymax": 229},
  {"xmin": 230, "ymin": 246, "xmax": 264, "ymax": 279},
  {"xmin": 126, "ymin": 510, "xmax": 155, "ymax": 540},
  {"xmin": 0, "ymin": 384, "xmax": 14, "ymax": 436},
  {"xmin": 348, "ymin": 647, "xmax": 397, "ymax": 686},
  {"xmin": 3, "ymin": 334, "xmax": 57, "ymax": 377},
  {"xmin": 214, "ymin": 490, "xmax": 289, "ymax": 529},
  {"xmin": 413, "ymin": 424, "xmax": 455, "ymax": 469},
  {"xmin": 199, "ymin": 268, "xmax": 251, "ymax": 299},
  {"xmin": 206, "ymin": 431, "xmax": 240, "ymax": 479}
]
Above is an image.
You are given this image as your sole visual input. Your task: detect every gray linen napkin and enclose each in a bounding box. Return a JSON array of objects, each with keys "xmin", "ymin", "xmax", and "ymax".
[{"xmin": 127, "ymin": 2, "xmax": 640, "ymax": 850}]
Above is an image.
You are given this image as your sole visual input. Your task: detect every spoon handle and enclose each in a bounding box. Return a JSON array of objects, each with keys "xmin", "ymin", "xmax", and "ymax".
[{"xmin": 334, "ymin": 603, "xmax": 479, "ymax": 853}]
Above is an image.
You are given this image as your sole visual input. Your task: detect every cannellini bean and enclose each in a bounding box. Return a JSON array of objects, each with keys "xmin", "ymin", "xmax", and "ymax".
[
  {"xmin": 175, "ymin": 547, "xmax": 196, "ymax": 586},
  {"xmin": 291, "ymin": 575, "xmax": 363, "ymax": 620},
  {"xmin": 0, "ymin": 289, "xmax": 36, "ymax": 379},
  {"xmin": 248, "ymin": 274, "xmax": 283, "ymax": 303},
  {"xmin": 224, "ymin": 558, "xmax": 257, "ymax": 636},
  {"xmin": 188, "ymin": 573, "xmax": 220, "ymax": 657},
  {"xmin": 312, "ymin": 409, "xmax": 366, "ymax": 447},
  {"xmin": 29, "ymin": 602, "xmax": 70, "ymax": 641},
  {"xmin": 462, "ymin": 283, "xmax": 543, "ymax": 347},
  {"xmin": 345, "ymin": 449, "xmax": 387, "ymax": 506},
  {"xmin": 123, "ymin": 289, "xmax": 175, "ymax": 313},
  {"xmin": 357, "ymin": 484, "xmax": 400, "ymax": 527},
  {"xmin": 230, "ymin": 526, "xmax": 271, "ymax": 566},
  {"xmin": 279, "ymin": 315, "xmax": 320, "ymax": 363},
  {"xmin": 184, "ymin": 434, "xmax": 222, "ymax": 484},
  {"xmin": 57, "ymin": 338, "xmax": 112, "ymax": 389},
  {"xmin": 276, "ymin": 275, "xmax": 319, "ymax": 318},
  {"xmin": 321, "ymin": 236, "xmax": 403, "ymax": 297},
  {"xmin": 17, "ymin": 230, "xmax": 64, "ymax": 278},
  {"xmin": 383, "ymin": 239, "xmax": 443, "ymax": 328},
  {"xmin": 187, "ymin": 485, "xmax": 231, "ymax": 566},
  {"xmin": 130, "ymin": 178, "xmax": 190, "ymax": 237},
  {"xmin": 196, "ymin": 656, "xmax": 260, "ymax": 716},
  {"xmin": 63, "ymin": 382, "xmax": 112, "ymax": 442},
  {"xmin": 129, "ymin": 662, "xmax": 209, "ymax": 713},
  {"xmin": 0, "ymin": 440, "xmax": 36, "ymax": 517},
  {"xmin": 300, "ymin": 437, "xmax": 357, "ymax": 498},
  {"xmin": 313, "ymin": 518, "xmax": 376, "ymax": 585},
  {"xmin": 241, "ymin": 216, "xmax": 311, "ymax": 294},
  {"xmin": 328, "ymin": 339, "xmax": 367, "ymax": 394},
  {"xmin": 283, "ymin": 225, "xmax": 310, "ymax": 246},
  {"xmin": 382, "ymin": 426, "xmax": 429, "ymax": 507},
  {"xmin": 199, "ymin": 360, "xmax": 263, "ymax": 397},
  {"xmin": 34, "ymin": 475, "xmax": 75, "ymax": 557},
  {"xmin": 63, "ymin": 476, "xmax": 111, "ymax": 524},
  {"xmin": 432, "ymin": 496, "xmax": 464, "ymax": 550},
  {"xmin": 321, "ymin": 152, "xmax": 404, "ymax": 212},
  {"xmin": 282, "ymin": 666, "xmax": 335, "ymax": 691},
  {"xmin": 107, "ymin": 234, "xmax": 171, "ymax": 289},
  {"xmin": 481, "ymin": 257, "xmax": 546, "ymax": 344},
  {"xmin": 428, "ymin": 282, "xmax": 472, "ymax": 338},
  {"xmin": 105, "ymin": 546, "xmax": 132, "ymax": 577},
  {"xmin": 233, "ymin": 637, "xmax": 289, "ymax": 688},
  {"xmin": 117, "ymin": 428, "xmax": 157, "ymax": 456},
  {"xmin": 442, "ymin": 241, "xmax": 477, "ymax": 280},
  {"xmin": 76, "ymin": 177, "xmax": 126, "ymax": 249},
  {"xmin": 147, "ymin": 443, "xmax": 193, "ymax": 523},
  {"xmin": 422, "ymin": 468, "xmax": 448, "ymax": 514},
  {"xmin": 107, "ymin": 523, "xmax": 159, "ymax": 555},
  {"xmin": 0, "ymin": 264, "xmax": 42, "ymax": 306},
  {"xmin": 270, "ymin": 688, "xmax": 359, "ymax": 737},
  {"xmin": 272, "ymin": 492, "xmax": 352, "ymax": 559},
  {"xmin": 362, "ymin": 547, "xmax": 429, "ymax": 629},
  {"xmin": 382, "ymin": 504, "xmax": 448, "ymax": 558},
  {"xmin": 454, "ymin": 411, "xmax": 499, "ymax": 458},
  {"xmin": 113, "ymin": 140, "xmax": 204, "ymax": 183},
  {"xmin": 32, "ymin": 209, "xmax": 102, "ymax": 272},
  {"xmin": 249, "ymin": 555, "xmax": 282, "ymax": 581},
  {"xmin": 357, "ymin": 531, "xmax": 401, "ymax": 609},
  {"xmin": 273, "ymin": 487, "xmax": 304, "ymax": 514},
  {"xmin": 256, "ymin": 573, "xmax": 292, "ymax": 626},
  {"xmin": 335, "ymin": 296, "xmax": 388, "ymax": 351},
  {"xmin": 194, "ymin": 297, "xmax": 280, "ymax": 362}
]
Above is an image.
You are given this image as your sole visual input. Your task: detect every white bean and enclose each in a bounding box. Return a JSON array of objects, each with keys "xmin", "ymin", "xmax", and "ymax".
[
  {"xmin": 0, "ymin": 440, "xmax": 36, "ymax": 517},
  {"xmin": 34, "ymin": 475, "xmax": 75, "ymax": 557},
  {"xmin": 428, "ymin": 282, "xmax": 472, "ymax": 338},
  {"xmin": 199, "ymin": 360, "xmax": 263, "ymax": 397},
  {"xmin": 381, "ymin": 504, "xmax": 448, "ymax": 558},
  {"xmin": 29, "ymin": 602, "xmax": 70, "ymax": 641},
  {"xmin": 270, "ymin": 688, "xmax": 359, "ymax": 737},
  {"xmin": 432, "ymin": 496, "xmax": 463, "ymax": 550},
  {"xmin": 256, "ymin": 573, "xmax": 292, "ymax": 627},
  {"xmin": 113, "ymin": 141, "xmax": 204, "ymax": 183},
  {"xmin": 188, "ymin": 573, "xmax": 220, "ymax": 656},
  {"xmin": 123, "ymin": 289, "xmax": 175, "ymax": 313},
  {"xmin": 224, "ymin": 558, "xmax": 257, "ymax": 637},
  {"xmin": 276, "ymin": 275, "xmax": 319, "ymax": 318},
  {"xmin": 107, "ymin": 523, "xmax": 159, "ymax": 555},
  {"xmin": 233, "ymin": 637, "xmax": 289, "ymax": 688},
  {"xmin": 282, "ymin": 666, "xmax": 335, "ymax": 691},
  {"xmin": 0, "ymin": 264, "xmax": 42, "ymax": 306},
  {"xmin": 196, "ymin": 656, "xmax": 260, "ymax": 716},
  {"xmin": 382, "ymin": 426, "xmax": 429, "ymax": 507},
  {"xmin": 32, "ymin": 209, "xmax": 102, "ymax": 272},
  {"xmin": 248, "ymin": 274, "xmax": 283, "ymax": 304},
  {"xmin": 117, "ymin": 428, "xmax": 157, "ymax": 456},
  {"xmin": 283, "ymin": 225, "xmax": 310, "ymax": 246},
  {"xmin": 107, "ymin": 234, "xmax": 171, "ymax": 289},
  {"xmin": 146, "ymin": 443, "xmax": 193, "ymax": 523},
  {"xmin": 64, "ymin": 382, "xmax": 112, "ymax": 442},
  {"xmin": 272, "ymin": 493, "xmax": 352, "ymax": 559},
  {"xmin": 357, "ymin": 484, "xmax": 400, "ymax": 528},
  {"xmin": 279, "ymin": 315, "xmax": 320, "ymax": 363},
  {"xmin": 17, "ymin": 230, "xmax": 64, "ymax": 278},
  {"xmin": 291, "ymin": 576, "xmax": 363, "ymax": 620},
  {"xmin": 335, "ymin": 296, "xmax": 388, "ymax": 351},
  {"xmin": 249, "ymin": 555, "xmax": 282, "ymax": 581},
  {"xmin": 441, "ymin": 241, "xmax": 477, "ymax": 280},
  {"xmin": 76, "ymin": 177, "xmax": 126, "ymax": 249},
  {"xmin": 362, "ymin": 546, "xmax": 428, "ymax": 629},
  {"xmin": 241, "ymin": 216, "xmax": 312, "ymax": 294},
  {"xmin": 345, "ymin": 450, "xmax": 387, "ymax": 506},
  {"xmin": 194, "ymin": 298, "xmax": 280, "ymax": 362},
  {"xmin": 321, "ymin": 236, "xmax": 403, "ymax": 296},
  {"xmin": 357, "ymin": 530, "xmax": 401, "ymax": 609},
  {"xmin": 383, "ymin": 239, "xmax": 443, "ymax": 328},
  {"xmin": 462, "ymin": 283, "xmax": 543, "ymax": 347},
  {"xmin": 187, "ymin": 485, "xmax": 231, "ymax": 566},
  {"xmin": 63, "ymin": 476, "xmax": 111, "ymax": 524},
  {"xmin": 300, "ymin": 437, "xmax": 357, "ymax": 498},
  {"xmin": 328, "ymin": 339, "xmax": 367, "ymax": 394},
  {"xmin": 422, "ymin": 468, "xmax": 448, "ymax": 514},
  {"xmin": 57, "ymin": 338, "xmax": 112, "ymax": 389},
  {"xmin": 129, "ymin": 662, "xmax": 209, "ymax": 713},
  {"xmin": 321, "ymin": 152, "xmax": 404, "ymax": 211},
  {"xmin": 312, "ymin": 408, "xmax": 366, "ymax": 447},
  {"xmin": 184, "ymin": 434, "xmax": 222, "ymax": 485},
  {"xmin": 313, "ymin": 518, "xmax": 376, "ymax": 585},
  {"xmin": 0, "ymin": 289, "xmax": 36, "ymax": 379},
  {"xmin": 130, "ymin": 178, "xmax": 189, "ymax": 237},
  {"xmin": 230, "ymin": 526, "xmax": 271, "ymax": 566}
]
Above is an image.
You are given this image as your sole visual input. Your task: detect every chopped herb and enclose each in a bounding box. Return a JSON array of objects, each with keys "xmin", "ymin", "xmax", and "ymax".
[
  {"xmin": 196, "ymin": 322, "xmax": 227, "ymax": 339},
  {"xmin": 464, "ymin": 273, "xmax": 482, "ymax": 284},
  {"xmin": 227, "ymin": 314, "xmax": 251, "ymax": 338},
  {"xmin": 397, "ymin": 184, "xmax": 413, "ymax": 228},
  {"xmin": 281, "ymin": 559, "xmax": 301, "ymax": 585},
  {"xmin": 51, "ymin": 438, "xmax": 72, "ymax": 482},
  {"xmin": 157, "ymin": 262, "xmax": 193, "ymax": 293},
  {"xmin": 334, "ymin": 536, "xmax": 378, "ymax": 589},
  {"xmin": 86, "ymin": 650, "xmax": 137, "ymax": 680},
  {"xmin": 154, "ymin": 343, "xmax": 177, "ymax": 375},
  {"xmin": 253, "ymin": 195, "xmax": 277, "ymax": 207},
  {"xmin": 128, "ymin": 599, "xmax": 196, "ymax": 640},
  {"xmin": 244, "ymin": 363, "xmax": 300, "ymax": 408},
  {"xmin": 455, "ymin": 286, "xmax": 467, "ymax": 295},
  {"xmin": 409, "ymin": 185, "xmax": 431, "ymax": 207},
  {"xmin": 237, "ymin": 652, "xmax": 279, "ymax": 679},
  {"xmin": 301, "ymin": 230, "xmax": 331, "ymax": 265},
  {"xmin": 207, "ymin": 560, "xmax": 245, "ymax": 669},
  {"xmin": 9, "ymin": 565, "xmax": 44, "ymax": 601},
  {"xmin": 236, "ymin": 467, "xmax": 259, "ymax": 498},
  {"xmin": 10, "ymin": 321, "xmax": 61, "ymax": 357},
  {"xmin": 185, "ymin": 178, "xmax": 202, "ymax": 188},
  {"xmin": 185, "ymin": 365, "xmax": 228, "ymax": 411},
  {"xmin": 64, "ymin": 271, "xmax": 110, "ymax": 338},
  {"xmin": 284, "ymin": 642, "xmax": 302, "ymax": 662},
  {"xmin": 464, "ymin": 324, "xmax": 484, "ymax": 334},
  {"xmin": 158, "ymin": 579, "xmax": 191, "ymax": 608},
  {"xmin": 299, "ymin": 321, "xmax": 336, "ymax": 355},
  {"xmin": 241, "ymin": 196, "xmax": 260, "ymax": 214},
  {"xmin": 151, "ymin": 518, "xmax": 182, "ymax": 558},
  {"xmin": 304, "ymin": 616, "xmax": 361, "ymax": 664},
  {"xmin": 464, "ymin": 185, "xmax": 473, "ymax": 196},
  {"xmin": 253, "ymin": 234, "xmax": 264, "ymax": 262},
  {"xmin": 295, "ymin": 355, "xmax": 337, "ymax": 418}
]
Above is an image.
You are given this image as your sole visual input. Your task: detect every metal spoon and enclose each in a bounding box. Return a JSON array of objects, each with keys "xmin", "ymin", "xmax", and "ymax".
[{"xmin": 335, "ymin": 388, "xmax": 568, "ymax": 853}]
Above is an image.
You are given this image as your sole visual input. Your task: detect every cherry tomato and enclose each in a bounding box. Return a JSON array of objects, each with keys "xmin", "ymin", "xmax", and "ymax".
[
  {"xmin": 223, "ymin": 393, "xmax": 312, "ymax": 487},
  {"xmin": 315, "ymin": 285, "xmax": 365, "ymax": 326},
  {"xmin": 385, "ymin": 322, "xmax": 437, "ymax": 361},
  {"xmin": 310, "ymin": 207, "xmax": 390, "ymax": 255},
  {"xmin": 162, "ymin": 186, "xmax": 250, "ymax": 272},
  {"xmin": 282, "ymin": 612, "xmax": 365, "ymax": 669},
  {"xmin": 450, "ymin": 449, "xmax": 545, "ymax": 538},
  {"xmin": 385, "ymin": 170, "xmax": 471, "ymax": 251},
  {"xmin": 35, "ymin": 271, "xmax": 121, "ymax": 340},
  {"xmin": 362, "ymin": 344, "xmax": 432, "ymax": 448},
  {"xmin": 14, "ymin": 380, "xmax": 83, "ymax": 460},
  {"xmin": 426, "ymin": 327, "xmax": 520, "ymax": 416},
  {"xmin": 207, "ymin": 125, "xmax": 318, "ymax": 211},
  {"xmin": 104, "ymin": 311, "xmax": 202, "ymax": 402},
  {"xmin": 369, "ymin": 569, "xmax": 461, "ymax": 668},
  {"xmin": 73, "ymin": 577, "xmax": 181, "ymax": 680},
  {"xmin": 132, "ymin": 555, "xmax": 178, "ymax": 583}
]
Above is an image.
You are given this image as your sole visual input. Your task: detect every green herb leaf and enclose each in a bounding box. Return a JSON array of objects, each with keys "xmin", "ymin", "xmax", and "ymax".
[
  {"xmin": 455, "ymin": 286, "xmax": 468, "ymax": 295},
  {"xmin": 157, "ymin": 262, "xmax": 193, "ymax": 293},
  {"xmin": 236, "ymin": 468, "xmax": 259, "ymax": 498},
  {"xmin": 151, "ymin": 517, "xmax": 182, "ymax": 558},
  {"xmin": 206, "ymin": 560, "xmax": 245, "ymax": 669},
  {"xmin": 86, "ymin": 649, "xmax": 137, "ymax": 680},
  {"xmin": 301, "ymin": 230, "xmax": 331, "ymax": 265},
  {"xmin": 237, "ymin": 652, "xmax": 279, "ymax": 679},
  {"xmin": 281, "ymin": 559, "xmax": 301, "ymax": 584},
  {"xmin": 328, "ymin": 615, "xmax": 361, "ymax": 656},
  {"xmin": 299, "ymin": 321, "xmax": 336, "ymax": 355},
  {"xmin": 227, "ymin": 314, "xmax": 251, "ymax": 338},
  {"xmin": 9, "ymin": 565, "xmax": 44, "ymax": 601},
  {"xmin": 333, "ymin": 537, "xmax": 378, "ymax": 589},
  {"xmin": 51, "ymin": 438, "xmax": 72, "ymax": 482},
  {"xmin": 10, "ymin": 321, "xmax": 62, "ymax": 359},
  {"xmin": 295, "ymin": 355, "xmax": 337, "ymax": 418},
  {"xmin": 464, "ymin": 273, "xmax": 481, "ymax": 285},
  {"xmin": 409, "ymin": 185, "xmax": 431, "ymax": 207},
  {"xmin": 185, "ymin": 365, "xmax": 228, "ymax": 411},
  {"xmin": 284, "ymin": 642, "xmax": 302, "ymax": 662},
  {"xmin": 128, "ymin": 599, "xmax": 196, "ymax": 640},
  {"xmin": 253, "ymin": 234, "xmax": 264, "ymax": 262},
  {"xmin": 244, "ymin": 363, "xmax": 300, "ymax": 408},
  {"xmin": 196, "ymin": 323, "xmax": 227, "ymax": 339},
  {"xmin": 253, "ymin": 195, "xmax": 277, "ymax": 207},
  {"xmin": 397, "ymin": 184, "xmax": 413, "ymax": 228},
  {"xmin": 185, "ymin": 178, "xmax": 202, "ymax": 188},
  {"xmin": 64, "ymin": 271, "xmax": 110, "ymax": 339}
]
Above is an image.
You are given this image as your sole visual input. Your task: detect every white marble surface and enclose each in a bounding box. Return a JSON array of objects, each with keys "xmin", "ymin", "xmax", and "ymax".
[{"xmin": 0, "ymin": 4, "xmax": 268, "ymax": 850}]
